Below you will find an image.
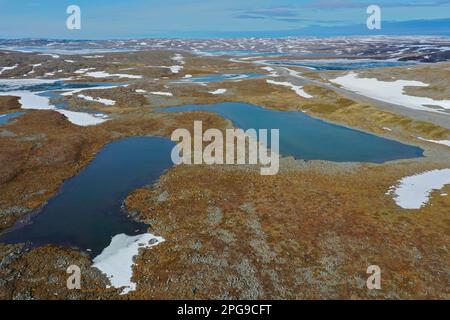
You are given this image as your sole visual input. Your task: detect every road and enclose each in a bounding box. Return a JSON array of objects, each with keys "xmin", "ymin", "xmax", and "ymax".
[{"xmin": 269, "ymin": 65, "xmax": 450, "ymax": 130}]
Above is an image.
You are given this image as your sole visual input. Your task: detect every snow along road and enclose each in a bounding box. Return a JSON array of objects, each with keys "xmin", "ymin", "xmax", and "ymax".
[{"xmin": 269, "ymin": 65, "xmax": 450, "ymax": 130}]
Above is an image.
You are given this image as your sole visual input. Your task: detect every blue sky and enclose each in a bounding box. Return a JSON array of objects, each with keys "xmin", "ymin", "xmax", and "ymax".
[{"xmin": 1, "ymin": 0, "xmax": 450, "ymax": 38}]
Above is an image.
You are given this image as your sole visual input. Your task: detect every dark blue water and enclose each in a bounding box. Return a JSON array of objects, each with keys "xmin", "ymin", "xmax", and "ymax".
[
  {"xmin": 0, "ymin": 112, "xmax": 24, "ymax": 125},
  {"xmin": 0, "ymin": 136, "xmax": 175, "ymax": 256},
  {"xmin": 187, "ymin": 73, "xmax": 264, "ymax": 83},
  {"xmin": 266, "ymin": 59, "xmax": 415, "ymax": 70},
  {"xmin": 156, "ymin": 102, "xmax": 423, "ymax": 163}
]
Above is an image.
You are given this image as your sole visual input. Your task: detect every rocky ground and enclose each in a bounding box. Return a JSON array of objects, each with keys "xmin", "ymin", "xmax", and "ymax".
[{"xmin": 0, "ymin": 49, "xmax": 449, "ymax": 299}]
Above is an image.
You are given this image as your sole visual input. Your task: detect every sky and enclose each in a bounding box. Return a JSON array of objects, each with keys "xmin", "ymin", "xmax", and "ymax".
[{"xmin": 0, "ymin": 0, "xmax": 450, "ymax": 39}]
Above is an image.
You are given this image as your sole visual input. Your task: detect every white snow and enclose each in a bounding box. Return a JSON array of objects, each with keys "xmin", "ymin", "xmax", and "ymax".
[
  {"xmin": 0, "ymin": 90, "xmax": 108, "ymax": 125},
  {"xmin": 283, "ymin": 67, "xmax": 303, "ymax": 78},
  {"xmin": 26, "ymin": 63, "xmax": 42, "ymax": 75},
  {"xmin": 150, "ymin": 91, "xmax": 173, "ymax": 96},
  {"xmin": 209, "ymin": 89, "xmax": 227, "ymax": 95},
  {"xmin": 147, "ymin": 64, "xmax": 184, "ymax": 74},
  {"xmin": 169, "ymin": 66, "xmax": 183, "ymax": 74},
  {"xmin": 266, "ymin": 79, "xmax": 312, "ymax": 99},
  {"xmin": 388, "ymin": 168, "xmax": 450, "ymax": 209},
  {"xmin": 93, "ymin": 233, "xmax": 165, "ymax": 295},
  {"xmin": 56, "ymin": 109, "xmax": 108, "ymax": 126},
  {"xmin": 0, "ymin": 79, "xmax": 109, "ymax": 126},
  {"xmin": 74, "ymin": 68, "xmax": 95, "ymax": 74},
  {"xmin": 261, "ymin": 66, "xmax": 279, "ymax": 77},
  {"xmin": 418, "ymin": 137, "xmax": 450, "ymax": 147},
  {"xmin": 77, "ymin": 94, "xmax": 116, "ymax": 106},
  {"xmin": 171, "ymin": 54, "xmax": 185, "ymax": 64},
  {"xmin": 331, "ymin": 73, "xmax": 450, "ymax": 114},
  {"xmin": 59, "ymin": 84, "xmax": 128, "ymax": 96},
  {"xmin": 84, "ymin": 71, "xmax": 142, "ymax": 79},
  {"xmin": 168, "ymin": 54, "xmax": 185, "ymax": 74},
  {"xmin": 0, "ymin": 64, "xmax": 18, "ymax": 75},
  {"xmin": 0, "ymin": 90, "xmax": 53, "ymax": 110},
  {"xmin": 135, "ymin": 89, "xmax": 146, "ymax": 93}
]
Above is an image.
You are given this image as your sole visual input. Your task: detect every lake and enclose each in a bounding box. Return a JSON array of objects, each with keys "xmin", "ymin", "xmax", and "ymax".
[
  {"xmin": 0, "ymin": 136, "xmax": 175, "ymax": 256},
  {"xmin": 0, "ymin": 103, "xmax": 425, "ymax": 257},
  {"xmin": 156, "ymin": 102, "xmax": 424, "ymax": 163},
  {"xmin": 185, "ymin": 73, "xmax": 264, "ymax": 83},
  {"xmin": 265, "ymin": 59, "xmax": 416, "ymax": 70}
]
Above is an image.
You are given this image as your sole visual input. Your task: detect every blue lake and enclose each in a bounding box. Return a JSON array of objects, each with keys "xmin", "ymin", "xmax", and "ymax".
[
  {"xmin": 187, "ymin": 73, "xmax": 264, "ymax": 83},
  {"xmin": 0, "ymin": 80, "xmax": 122, "ymax": 93},
  {"xmin": 0, "ymin": 136, "xmax": 175, "ymax": 256},
  {"xmin": 265, "ymin": 59, "xmax": 416, "ymax": 70},
  {"xmin": 0, "ymin": 112, "xmax": 24, "ymax": 125},
  {"xmin": 156, "ymin": 102, "xmax": 424, "ymax": 163}
]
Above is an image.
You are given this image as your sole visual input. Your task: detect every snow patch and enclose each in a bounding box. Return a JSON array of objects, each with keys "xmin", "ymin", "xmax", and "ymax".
[
  {"xmin": 84, "ymin": 71, "xmax": 142, "ymax": 79},
  {"xmin": 0, "ymin": 64, "xmax": 18, "ymax": 75},
  {"xmin": 418, "ymin": 137, "xmax": 450, "ymax": 147},
  {"xmin": 93, "ymin": 233, "xmax": 165, "ymax": 295},
  {"xmin": 56, "ymin": 109, "xmax": 108, "ymax": 126},
  {"xmin": 388, "ymin": 169, "xmax": 450, "ymax": 209},
  {"xmin": 169, "ymin": 66, "xmax": 183, "ymax": 74},
  {"xmin": 0, "ymin": 87, "xmax": 109, "ymax": 126},
  {"xmin": 150, "ymin": 91, "xmax": 173, "ymax": 97},
  {"xmin": 261, "ymin": 66, "xmax": 279, "ymax": 77},
  {"xmin": 283, "ymin": 67, "xmax": 303, "ymax": 78},
  {"xmin": 171, "ymin": 54, "xmax": 185, "ymax": 64},
  {"xmin": 77, "ymin": 94, "xmax": 116, "ymax": 106},
  {"xmin": 60, "ymin": 84, "xmax": 128, "ymax": 96},
  {"xmin": 169, "ymin": 54, "xmax": 185, "ymax": 73},
  {"xmin": 209, "ymin": 89, "xmax": 227, "ymax": 95},
  {"xmin": 0, "ymin": 90, "xmax": 52, "ymax": 110},
  {"xmin": 331, "ymin": 73, "xmax": 450, "ymax": 114},
  {"xmin": 26, "ymin": 63, "xmax": 42, "ymax": 75},
  {"xmin": 74, "ymin": 68, "xmax": 95, "ymax": 74},
  {"xmin": 38, "ymin": 53, "xmax": 60, "ymax": 59},
  {"xmin": 266, "ymin": 79, "xmax": 312, "ymax": 99}
]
